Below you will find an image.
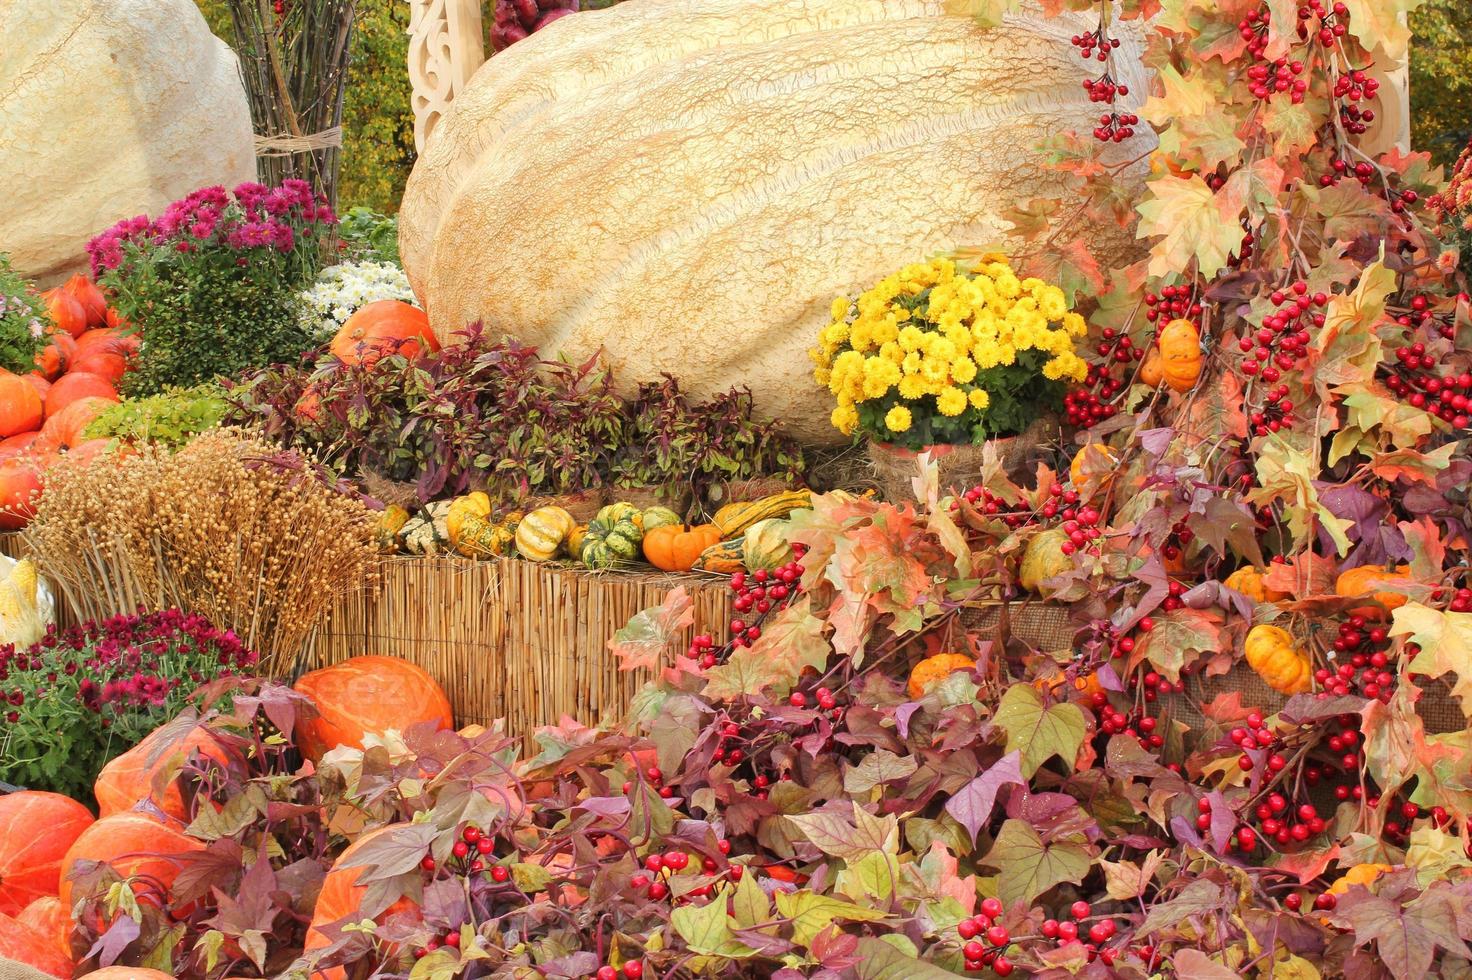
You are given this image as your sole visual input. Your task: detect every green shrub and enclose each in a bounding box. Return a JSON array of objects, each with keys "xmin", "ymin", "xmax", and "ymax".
[
  {"xmin": 82, "ymin": 386, "xmax": 230, "ymax": 448},
  {"xmin": 0, "ymin": 255, "xmax": 47, "ymax": 377},
  {"xmin": 1411, "ymin": 1, "xmax": 1472, "ymax": 166}
]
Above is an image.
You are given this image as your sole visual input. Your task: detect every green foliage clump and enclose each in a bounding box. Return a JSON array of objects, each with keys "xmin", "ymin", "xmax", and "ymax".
[
  {"xmin": 337, "ymin": 207, "xmax": 402, "ymax": 264},
  {"xmin": 83, "ymin": 386, "xmax": 230, "ymax": 449},
  {"xmin": 0, "ymin": 254, "xmax": 47, "ymax": 377},
  {"xmin": 1411, "ymin": 0, "xmax": 1472, "ymax": 165}
]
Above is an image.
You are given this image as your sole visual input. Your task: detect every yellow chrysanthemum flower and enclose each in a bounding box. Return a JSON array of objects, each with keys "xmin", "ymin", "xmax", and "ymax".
[
  {"xmin": 898, "ymin": 325, "xmax": 927, "ymax": 353},
  {"xmin": 885, "ymin": 405, "xmax": 913, "ymax": 433},
  {"xmin": 831, "ymin": 403, "xmax": 859, "ymax": 435},
  {"xmin": 921, "ymin": 355, "xmax": 950, "ymax": 384},
  {"xmin": 813, "ymin": 367, "xmax": 831, "ymax": 386},
  {"xmin": 902, "ymin": 351, "xmax": 922, "ymax": 375},
  {"xmin": 937, "ymin": 386, "xmax": 967, "ymax": 417},
  {"xmin": 898, "ymin": 374, "xmax": 927, "ymax": 400},
  {"xmin": 1038, "ymin": 285, "xmax": 1067, "ymax": 321},
  {"xmin": 831, "ymin": 297, "xmax": 851, "ymax": 321},
  {"xmin": 1062, "ymin": 311, "xmax": 1087, "ymax": 337},
  {"xmin": 950, "ymin": 356, "xmax": 978, "ymax": 384},
  {"xmin": 969, "ymin": 388, "xmax": 991, "ymax": 410},
  {"xmin": 822, "ymin": 322, "xmax": 849, "ymax": 346}
]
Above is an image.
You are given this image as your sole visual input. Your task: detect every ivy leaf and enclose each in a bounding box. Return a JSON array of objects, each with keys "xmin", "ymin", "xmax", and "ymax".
[
  {"xmin": 852, "ymin": 937, "xmax": 968, "ymax": 980},
  {"xmin": 983, "ymin": 819, "xmax": 1091, "ymax": 907},
  {"xmin": 1390, "ymin": 604, "xmax": 1472, "ymax": 718},
  {"xmin": 944, "ymin": 751, "xmax": 1025, "ymax": 844},
  {"xmin": 1336, "ymin": 884, "xmax": 1472, "ymax": 978},
  {"xmin": 671, "ymin": 891, "xmax": 758, "ymax": 958},
  {"xmin": 608, "ymin": 587, "xmax": 693, "ymax": 672},
  {"xmin": 701, "ymin": 597, "xmax": 830, "ymax": 699},
  {"xmin": 774, "ymin": 891, "xmax": 887, "ymax": 948},
  {"xmin": 843, "ymin": 749, "xmax": 919, "ymax": 796},
  {"xmin": 788, "ymin": 802, "xmax": 899, "ymax": 864},
  {"xmin": 992, "ymin": 684, "xmax": 1087, "ymax": 778},
  {"xmin": 1137, "ymin": 173, "xmax": 1247, "ymax": 280},
  {"xmin": 1172, "ymin": 949, "xmax": 1242, "ymax": 979}
]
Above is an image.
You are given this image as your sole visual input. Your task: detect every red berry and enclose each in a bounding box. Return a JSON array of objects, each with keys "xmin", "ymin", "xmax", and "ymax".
[
  {"xmin": 980, "ymin": 897, "xmax": 1003, "ymax": 919},
  {"xmin": 1071, "ymin": 900, "xmax": 1092, "ymax": 920},
  {"xmin": 986, "ymin": 925, "xmax": 1010, "ymax": 947},
  {"xmin": 598, "ymin": 968, "xmax": 618, "ymax": 980},
  {"xmin": 491, "ymin": 865, "xmax": 510, "ymax": 883},
  {"xmin": 623, "ymin": 962, "xmax": 644, "ymax": 979}
]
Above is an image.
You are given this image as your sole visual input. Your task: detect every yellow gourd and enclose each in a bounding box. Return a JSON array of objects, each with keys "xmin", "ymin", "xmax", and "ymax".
[
  {"xmin": 691, "ymin": 539, "xmax": 746, "ymax": 575},
  {"xmin": 1019, "ymin": 528, "xmax": 1074, "ymax": 592},
  {"xmin": 446, "ymin": 492, "xmax": 491, "ymax": 544},
  {"xmin": 713, "ymin": 490, "xmax": 812, "ymax": 539},
  {"xmin": 1224, "ymin": 566, "xmax": 1288, "ymax": 603},
  {"xmin": 1243, "ymin": 624, "xmax": 1312, "ymax": 695},
  {"xmin": 375, "ymin": 505, "xmax": 410, "ymax": 553},
  {"xmin": 515, "ymin": 506, "xmax": 575, "ymax": 562}
]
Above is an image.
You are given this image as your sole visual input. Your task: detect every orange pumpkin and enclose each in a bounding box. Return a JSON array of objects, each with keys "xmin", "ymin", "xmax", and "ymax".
[
  {"xmin": 1223, "ymin": 566, "xmax": 1288, "ymax": 603},
  {"xmin": 39, "ymin": 290, "xmax": 86, "ymax": 340},
  {"xmin": 0, "ymin": 457, "xmax": 44, "ymax": 531},
  {"xmin": 1068, "ymin": 442, "xmax": 1118, "ymax": 499},
  {"xmin": 642, "ymin": 523, "xmax": 722, "ymax": 572},
  {"xmin": 17, "ymin": 896, "xmax": 69, "ymax": 958},
  {"xmin": 1034, "ymin": 670, "xmax": 1103, "ymax": 700},
  {"xmin": 0, "ymin": 371, "xmax": 43, "ymax": 439},
  {"xmin": 43, "ymin": 371, "xmax": 117, "ymax": 420},
  {"xmin": 1244, "ymin": 624, "xmax": 1312, "ymax": 695},
  {"xmin": 94, "ymin": 724, "xmax": 227, "ymax": 821},
  {"xmin": 0, "ymin": 431, "xmax": 39, "ymax": 460},
  {"xmin": 293, "ymin": 656, "xmax": 454, "ymax": 761},
  {"xmin": 1158, "ymin": 318, "xmax": 1202, "ymax": 393},
  {"xmin": 57, "ymin": 812, "xmax": 203, "ymax": 915},
  {"xmin": 293, "ymin": 384, "xmax": 323, "ymax": 423},
  {"xmin": 1334, "ymin": 565, "xmax": 1412, "ymax": 619},
  {"xmin": 60, "ymin": 275, "xmax": 107, "ymax": 329},
  {"xmin": 75, "ymin": 328, "xmax": 135, "ymax": 360},
  {"xmin": 0, "ymin": 911, "xmax": 71, "ymax": 978},
  {"xmin": 1138, "ymin": 346, "xmax": 1164, "ymax": 387},
  {"xmin": 303, "ymin": 827, "xmax": 422, "ymax": 980},
  {"xmin": 70, "ymin": 350, "xmax": 128, "ymax": 386},
  {"xmin": 24, "ymin": 374, "xmax": 51, "ymax": 405},
  {"xmin": 906, "ymin": 653, "xmax": 977, "ymax": 699},
  {"xmin": 38, "ymin": 396, "xmax": 114, "ymax": 453},
  {"xmin": 330, "ymin": 301, "xmax": 438, "ymax": 367},
  {"xmin": 34, "ymin": 333, "xmax": 77, "ymax": 382},
  {"xmin": 0, "ymin": 792, "xmax": 95, "ymax": 914}
]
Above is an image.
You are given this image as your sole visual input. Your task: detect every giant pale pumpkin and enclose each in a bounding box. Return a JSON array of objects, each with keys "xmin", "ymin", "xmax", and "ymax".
[
  {"xmin": 303, "ymin": 827, "xmax": 422, "ymax": 980},
  {"xmin": 293, "ymin": 656, "xmax": 454, "ymax": 761},
  {"xmin": 0, "ymin": 371, "xmax": 43, "ymax": 438},
  {"xmin": 56, "ymin": 812, "xmax": 203, "ymax": 914},
  {"xmin": 0, "ymin": 911, "xmax": 71, "ymax": 978},
  {"xmin": 94, "ymin": 723, "xmax": 227, "ymax": 821},
  {"xmin": 329, "ymin": 300, "xmax": 438, "ymax": 367},
  {"xmin": 0, "ymin": 792, "xmax": 95, "ymax": 914},
  {"xmin": 399, "ymin": 0, "xmax": 1151, "ymax": 442}
]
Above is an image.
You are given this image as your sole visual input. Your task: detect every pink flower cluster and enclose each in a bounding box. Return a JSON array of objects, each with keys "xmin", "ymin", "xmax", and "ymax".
[
  {"xmin": 87, "ymin": 179, "xmax": 337, "ymax": 276},
  {"xmin": 0, "ymin": 607, "xmax": 258, "ymax": 717}
]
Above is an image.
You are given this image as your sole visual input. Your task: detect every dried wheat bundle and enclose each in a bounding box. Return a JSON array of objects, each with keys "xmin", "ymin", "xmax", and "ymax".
[{"xmin": 20, "ymin": 430, "xmax": 379, "ymax": 674}]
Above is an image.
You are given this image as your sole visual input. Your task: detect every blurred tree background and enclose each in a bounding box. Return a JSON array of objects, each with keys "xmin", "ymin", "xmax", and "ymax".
[
  {"xmin": 198, "ymin": 0, "xmax": 1469, "ymax": 213},
  {"xmin": 1410, "ymin": 0, "xmax": 1472, "ymax": 166}
]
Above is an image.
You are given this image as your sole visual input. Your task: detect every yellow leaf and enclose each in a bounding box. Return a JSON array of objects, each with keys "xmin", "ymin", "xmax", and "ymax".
[
  {"xmin": 1137, "ymin": 174, "xmax": 1247, "ymax": 280},
  {"xmin": 1391, "ymin": 604, "xmax": 1472, "ymax": 718}
]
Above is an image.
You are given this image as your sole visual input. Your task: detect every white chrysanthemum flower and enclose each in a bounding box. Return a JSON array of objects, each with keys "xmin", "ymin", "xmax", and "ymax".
[{"xmin": 299, "ymin": 259, "xmax": 417, "ymax": 340}]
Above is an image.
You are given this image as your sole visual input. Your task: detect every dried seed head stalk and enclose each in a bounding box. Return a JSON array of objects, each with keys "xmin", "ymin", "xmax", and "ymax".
[{"xmin": 21, "ymin": 430, "xmax": 379, "ymax": 674}]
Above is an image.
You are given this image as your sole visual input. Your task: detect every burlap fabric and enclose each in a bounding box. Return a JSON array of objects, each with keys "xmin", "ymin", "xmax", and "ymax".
[
  {"xmin": 868, "ymin": 416, "xmax": 1061, "ymax": 504},
  {"xmin": 0, "ymin": 960, "xmax": 53, "ymax": 980}
]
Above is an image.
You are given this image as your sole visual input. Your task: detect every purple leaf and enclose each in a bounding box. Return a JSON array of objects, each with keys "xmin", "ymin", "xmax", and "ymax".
[{"xmin": 945, "ymin": 751, "xmax": 1024, "ymax": 844}]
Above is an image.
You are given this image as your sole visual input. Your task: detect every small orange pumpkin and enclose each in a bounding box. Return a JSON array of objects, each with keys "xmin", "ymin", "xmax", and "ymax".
[
  {"xmin": 34, "ymin": 332, "xmax": 76, "ymax": 382},
  {"xmin": 1243, "ymin": 624, "xmax": 1312, "ymax": 695},
  {"xmin": 1138, "ymin": 345, "xmax": 1164, "ymax": 387},
  {"xmin": 1158, "ymin": 318, "xmax": 1202, "ymax": 393},
  {"xmin": 642, "ymin": 523, "xmax": 722, "ymax": 572},
  {"xmin": 1033, "ymin": 670, "xmax": 1103, "ymax": 700},
  {"xmin": 1068, "ymin": 442, "xmax": 1118, "ymax": 499},
  {"xmin": 1334, "ymin": 565, "xmax": 1412, "ymax": 619},
  {"xmin": 906, "ymin": 653, "xmax": 976, "ymax": 699},
  {"xmin": 1223, "ymin": 566, "xmax": 1288, "ymax": 603},
  {"xmin": 330, "ymin": 300, "xmax": 439, "ymax": 367},
  {"xmin": 39, "ymin": 289, "xmax": 86, "ymax": 339}
]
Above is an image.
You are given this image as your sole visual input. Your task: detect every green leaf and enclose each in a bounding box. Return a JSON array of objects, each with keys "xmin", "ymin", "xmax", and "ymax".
[
  {"xmin": 836, "ymin": 850, "xmax": 900, "ymax": 906},
  {"xmin": 608, "ymin": 586, "xmax": 694, "ymax": 672},
  {"xmin": 992, "ymin": 684, "xmax": 1087, "ymax": 777},
  {"xmin": 730, "ymin": 869, "xmax": 771, "ymax": 929},
  {"xmin": 843, "ymin": 749, "xmax": 919, "ymax": 795},
  {"xmin": 983, "ymin": 819, "xmax": 1091, "ymax": 907},
  {"xmin": 511, "ymin": 862, "xmax": 552, "ymax": 894},
  {"xmin": 774, "ymin": 891, "xmax": 887, "ymax": 948},
  {"xmin": 852, "ymin": 937, "xmax": 967, "ymax": 980},
  {"xmin": 671, "ymin": 891, "xmax": 758, "ymax": 958}
]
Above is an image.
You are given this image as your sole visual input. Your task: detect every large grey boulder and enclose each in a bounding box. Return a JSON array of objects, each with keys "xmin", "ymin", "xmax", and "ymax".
[{"xmin": 0, "ymin": 0, "xmax": 257, "ymax": 283}]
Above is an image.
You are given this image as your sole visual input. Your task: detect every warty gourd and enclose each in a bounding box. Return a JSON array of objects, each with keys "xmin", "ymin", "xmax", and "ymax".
[{"xmin": 399, "ymin": 0, "xmax": 1153, "ymax": 443}]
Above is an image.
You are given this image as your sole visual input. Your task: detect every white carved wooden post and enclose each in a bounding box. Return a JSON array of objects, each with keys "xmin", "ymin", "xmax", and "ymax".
[{"xmin": 407, "ymin": 0, "xmax": 487, "ymax": 152}]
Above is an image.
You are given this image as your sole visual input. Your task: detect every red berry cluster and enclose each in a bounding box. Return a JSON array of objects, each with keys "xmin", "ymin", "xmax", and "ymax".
[
  {"xmin": 1315, "ymin": 618, "xmax": 1396, "ymax": 702},
  {"xmin": 687, "ymin": 551, "xmax": 808, "ymax": 668},
  {"xmin": 1246, "ymin": 56, "xmax": 1308, "ymax": 104},
  {"xmin": 1284, "ymin": 890, "xmax": 1339, "ymax": 913},
  {"xmin": 595, "ymin": 963, "xmax": 644, "ymax": 980},
  {"xmin": 412, "ymin": 823, "xmax": 513, "ymax": 958},
  {"xmin": 1070, "ymin": 19, "xmax": 1134, "ymax": 143},
  {"xmin": 1383, "ymin": 343, "xmax": 1472, "ymax": 429},
  {"xmin": 622, "ymin": 765, "xmax": 676, "ymax": 800},
  {"xmin": 1159, "ymin": 519, "xmax": 1195, "ymax": 568},
  {"xmin": 1196, "ymin": 796, "xmax": 1259, "ymax": 852},
  {"xmin": 1099, "ymin": 704, "xmax": 1163, "ymax": 751},
  {"xmin": 1065, "ymin": 360, "xmax": 1127, "ymax": 428},
  {"xmin": 1394, "ymin": 290, "xmax": 1460, "ymax": 338},
  {"xmin": 1310, "ymin": 1, "xmax": 1352, "ymax": 46},
  {"xmin": 1252, "ymin": 794, "xmax": 1329, "ymax": 849},
  {"xmin": 1041, "ymin": 902, "xmax": 1122, "ymax": 965},
  {"xmin": 956, "ymin": 897, "xmax": 1014, "ymax": 974},
  {"xmin": 1331, "ymin": 68, "xmax": 1380, "ymax": 136},
  {"xmin": 959, "ymin": 483, "xmax": 1105, "ymax": 558},
  {"xmin": 1442, "ymin": 587, "xmax": 1472, "ymax": 613},
  {"xmin": 1238, "ymin": 282, "xmax": 1325, "ymax": 435},
  {"xmin": 1143, "ymin": 284, "xmax": 1202, "ymax": 325}
]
